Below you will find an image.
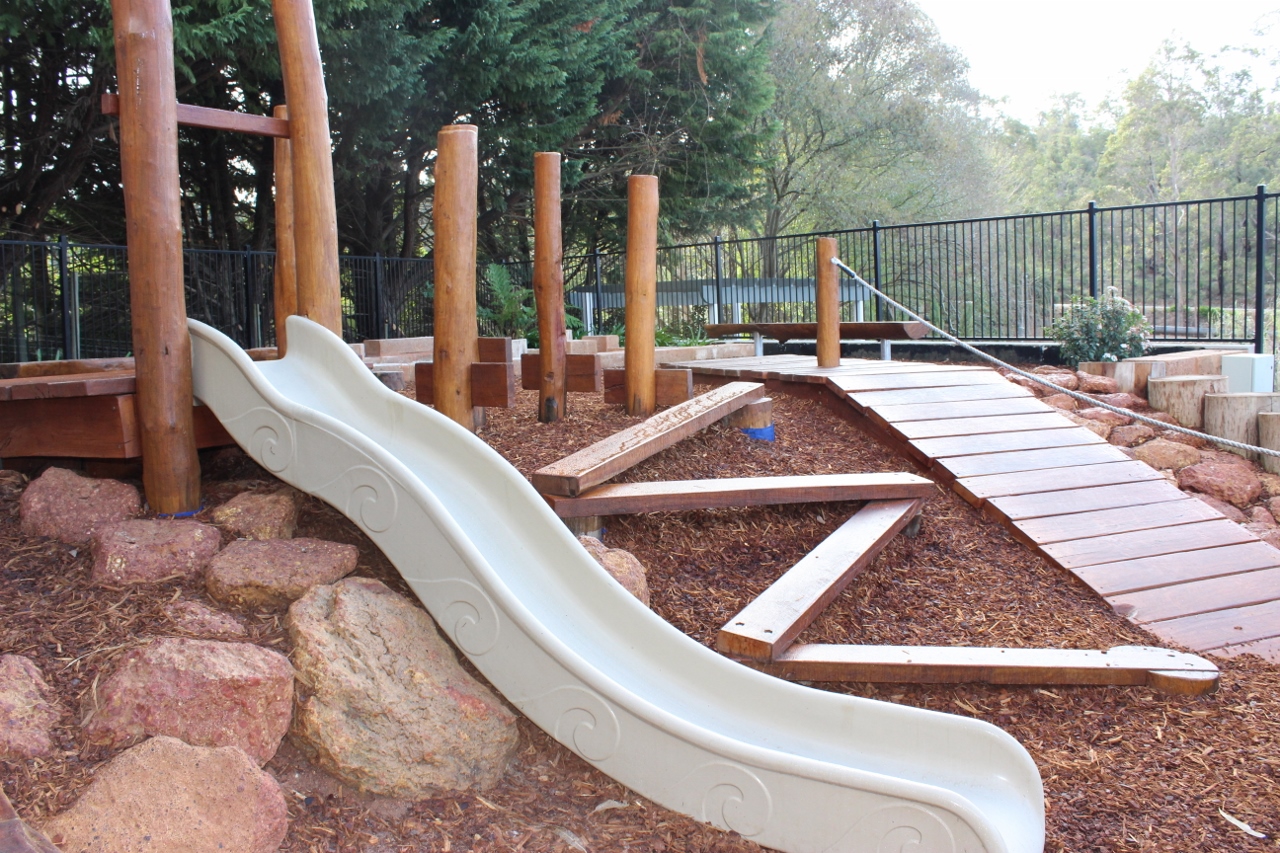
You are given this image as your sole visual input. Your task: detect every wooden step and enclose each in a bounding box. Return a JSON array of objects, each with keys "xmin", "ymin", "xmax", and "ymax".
[
  {"xmin": 1012, "ymin": 498, "xmax": 1222, "ymax": 546},
  {"xmin": 1038, "ymin": 519, "xmax": 1257, "ymax": 570},
  {"xmin": 532, "ymin": 382, "xmax": 767, "ymax": 497},
  {"xmin": 716, "ymin": 498, "xmax": 924, "ymax": 661},
  {"xmin": 1110, "ymin": 566, "xmax": 1280, "ymax": 624},
  {"xmin": 1072, "ymin": 541, "xmax": 1280, "ymax": 596},
  {"xmin": 749, "ymin": 644, "xmax": 1219, "ymax": 695},
  {"xmin": 543, "ymin": 473, "xmax": 934, "ymax": 518},
  {"xmin": 935, "ymin": 443, "xmax": 1130, "ymax": 479},
  {"xmin": 953, "ymin": 460, "xmax": 1166, "ymax": 506}
]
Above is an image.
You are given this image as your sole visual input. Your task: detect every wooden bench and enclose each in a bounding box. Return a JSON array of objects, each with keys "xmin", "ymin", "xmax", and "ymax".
[{"xmin": 704, "ymin": 322, "xmax": 927, "ymax": 359}]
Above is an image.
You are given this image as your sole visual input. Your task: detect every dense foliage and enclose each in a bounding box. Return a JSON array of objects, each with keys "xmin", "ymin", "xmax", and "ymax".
[{"xmin": 1048, "ymin": 290, "xmax": 1152, "ymax": 367}]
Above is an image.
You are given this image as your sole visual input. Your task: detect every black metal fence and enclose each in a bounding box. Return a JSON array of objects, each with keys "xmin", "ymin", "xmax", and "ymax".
[{"xmin": 2, "ymin": 186, "xmax": 1277, "ymax": 362}]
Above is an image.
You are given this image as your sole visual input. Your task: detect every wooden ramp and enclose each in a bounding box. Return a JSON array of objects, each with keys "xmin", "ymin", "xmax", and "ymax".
[{"xmin": 666, "ymin": 354, "xmax": 1280, "ymax": 662}]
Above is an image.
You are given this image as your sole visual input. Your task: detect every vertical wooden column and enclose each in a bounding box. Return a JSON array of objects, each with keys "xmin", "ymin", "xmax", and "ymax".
[
  {"xmin": 273, "ymin": 0, "xmax": 341, "ymax": 335},
  {"xmin": 111, "ymin": 0, "xmax": 200, "ymax": 514},
  {"xmin": 624, "ymin": 174, "xmax": 658, "ymax": 416},
  {"xmin": 533, "ymin": 152, "xmax": 567, "ymax": 422},
  {"xmin": 433, "ymin": 125, "xmax": 480, "ymax": 430},
  {"xmin": 816, "ymin": 236, "xmax": 840, "ymax": 367},
  {"xmin": 272, "ymin": 105, "xmax": 298, "ymax": 355}
]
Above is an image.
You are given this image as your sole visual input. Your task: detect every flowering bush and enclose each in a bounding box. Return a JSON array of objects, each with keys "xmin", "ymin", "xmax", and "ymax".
[{"xmin": 1049, "ymin": 289, "xmax": 1151, "ymax": 367}]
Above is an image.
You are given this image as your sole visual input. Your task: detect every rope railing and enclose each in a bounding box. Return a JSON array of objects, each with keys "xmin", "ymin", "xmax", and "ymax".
[{"xmin": 831, "ymin": 256, "xmax": 1280, "ymax": 460}]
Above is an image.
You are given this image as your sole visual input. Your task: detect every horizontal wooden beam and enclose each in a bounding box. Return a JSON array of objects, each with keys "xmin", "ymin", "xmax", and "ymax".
[
  {"xmin": 0, "ymin": 357, "xmax": 135, "ymax": 380},
  {"xmin": 746, "ymin": 644, "xmax": 1219, "ymax": 695},
  {"xmin": 705, "ymin": 322, "xmax": 928, "ymax": 343},
  {"xmin": 533, "ymin": 381, "xmax": 766, "ymax": 497},
  {"xmin": 717, "ymin": 498, "xmax": 924, "ymax": 660},
  {"xmin": 603, "ymin": 368, "xmax": 693, "ymax": 406},
  {"xmin": 415, "ymin": 361, "xmax": 515, "ymax": 408},
  {"xmin": 0, "ymin": 395, "xmax": 231, "ymax": 459},
  {"xmin": 544, "ymin": 472, "xmax": 934, "ymax": 518},
  {"xmin": 101, "ymin": 93, "xmax": 290, "ymax": 138}
]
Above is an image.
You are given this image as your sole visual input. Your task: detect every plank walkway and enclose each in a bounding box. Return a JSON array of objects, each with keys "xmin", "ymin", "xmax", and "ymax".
[{"xmin": 666, "ymin": 354, "xmax": 1280, "ymax": 662}]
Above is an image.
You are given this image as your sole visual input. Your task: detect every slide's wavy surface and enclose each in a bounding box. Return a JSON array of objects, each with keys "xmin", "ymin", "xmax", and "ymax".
[{"xmin": 189, "ymin": 317, "xmax": 1045, "ymax": 853}]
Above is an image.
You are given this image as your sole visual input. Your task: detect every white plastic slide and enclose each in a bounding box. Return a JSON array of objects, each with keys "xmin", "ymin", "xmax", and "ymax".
[{"xmin": 189, "ymin": 316, "xmax": 1045, "ymax": 853}]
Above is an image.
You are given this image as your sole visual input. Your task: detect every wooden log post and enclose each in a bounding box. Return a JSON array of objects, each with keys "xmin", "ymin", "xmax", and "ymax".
[
  {"xmin": 111, "ymin": 0, "xmax": 200, "ymax": 515},
  {"xmin": 273, "ymin": 0, "xmax": 341, "ymax": 334},
  {"xmin": 1258, "ymin": 412, "xmax": 1280, "ymax": 474},
  {"xmin": 1146, "ymin": 374, "xmax": 1228, "ymax": 429},
  {"xmin": 624, "ymin": 175, "xmax": 659, "ymax": 416},
  {"xmin": 272, "ymin": 104, "xmax": 298, "ymax": 355},
  {"xmin": 815, "ymin": 237, "xmax": 840, "ymax": 367},
  {"xmin": 433, "ymin": 125, "xmax": 481, "ymax": 430},
  {"xmin": 533, "ymin": 152, "xmax": 567, "ymax": 422}
]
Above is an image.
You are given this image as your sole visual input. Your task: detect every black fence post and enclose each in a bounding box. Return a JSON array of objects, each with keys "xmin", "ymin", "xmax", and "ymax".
[
  {"xmin": 713, "ymin": 235, "xmax": 724, "ymax": 324},
  {"xmin": 374, "ymin": 252, "xmax": 387, "ymax": 338},
  {"xmin": 592, "ymin": 249, "xmax": 603, "ymax": 332},
  {"xmin": 1087, "ymin": 201, "xmax": 1099, "ymax": 299},
  {"xmin": 58, "ymin": 234, "xmax": 80, "ymax": 359},
  {"xmin": 872, "ymin": 220, "xmax": 883, "ymax": 321},
  {"xmin": 242, "ymin": 244, "xmax": 260, "ymax": 349},
  {"xmin": 1256, "ymin": 184, "xmax": 1267, "ymax": 355}
]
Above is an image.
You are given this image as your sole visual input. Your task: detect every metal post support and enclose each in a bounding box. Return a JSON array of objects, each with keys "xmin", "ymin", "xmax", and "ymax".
[
  {"xmin": 1256, "ymin": 185, "xmax": 1267, "ymax": 355},
  {"xmin": 1087, "ymin": 201, "xmax": 1099, "ymax": 299},
  {"xmin": 713, "ymin": 235, "xmax": 724, "ymax": 325},
  {"xmin": 58, "ymin": 235, "xmax": 80, "ymax": 359}
]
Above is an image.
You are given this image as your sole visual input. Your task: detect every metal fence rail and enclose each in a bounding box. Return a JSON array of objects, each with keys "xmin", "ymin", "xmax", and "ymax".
[{"xmin": 1, "ymin": 186, "xmax": 1276, "ymax": 362}]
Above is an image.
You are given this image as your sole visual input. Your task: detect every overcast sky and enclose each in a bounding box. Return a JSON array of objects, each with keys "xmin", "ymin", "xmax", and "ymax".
[{"xmin": 911, "ymin": 0, "xmax": 1280, "ymax": 125}]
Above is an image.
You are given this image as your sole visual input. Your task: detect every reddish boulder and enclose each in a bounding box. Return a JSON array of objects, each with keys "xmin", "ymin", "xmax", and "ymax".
[
  {"xmin": 19, "ymin": 468, "xmax": 141, "ymax": 546},
  {"xmin": 90, "ymin": 519, "xmax": 221, "ymax": 586},
  {"xmin": 1132, "ymin": 438, "xmax": 1201, "ymax": 471},
  {"xmin": 1250, "ymin": 505, "xmax": 1277, "ymax": 527},
  {"xmin": 1006, "ymin": 374, "xmax": 1049, "ymax": 396},
  {"xmin": 83, "ymin": 638, "xmax": 293, "ymax": 765},
  {"xmin": 1191, "ymin": 493, "xmax": 1247, "ymax": 523},
  {"xmin": 578, "ymin": 536, "xmax": 651, "ymax": 606},
  {"xmin": 0, "ymin": 788, "xmax": 60, "ymax": 853},
  {"xmin": 205, "ymin": 537, "xmax": 358, "ymax": 609},
  {"xmin": 1077, "ymin": 372, "xmax": 1119, "ymax": 394},
  {"xmin": 1092, "ymin": 392, "xmax": 1147, "ymax": 410},
  {"xmin": 1108, "ymin": 424, "xmax": 1157, "ymax": 447},
  {"xmin": 1076, "ymin": 407, "xmax": 1133, "ymax": 427},
  {"xmin": 1042, "ymin": 393, "xmax": 1077, "ymax": 410},
  {"xmin": 163, "ymin": 600, "xmax": 248, "ymax": 639},
  {"xmin": 39, "ymin": 736, "xmax": 287, "ymax": 853},
  {"xmin": 288, "ymin": 577, "xmax": 518, "ymax": 797},
  {"xmin": 0, "ymin": 655, "xmax": 61, "ymax": 760},
  {"xmin": 211, "ymin": 488, "xmax": 301, "ymax": 540},
  {"xmin": 1177, "ymin": 461, "xmax": 1263, "ymax": 508}
]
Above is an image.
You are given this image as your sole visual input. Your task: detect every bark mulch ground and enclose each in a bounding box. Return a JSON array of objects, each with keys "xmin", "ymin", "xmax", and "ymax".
[{"xmin": 2, "ymin": 384, "xmax": 1279, "ymax": 852}]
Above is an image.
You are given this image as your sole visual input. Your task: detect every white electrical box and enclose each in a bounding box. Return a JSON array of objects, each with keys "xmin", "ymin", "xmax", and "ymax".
[{"xmin": 1222, "ymin": 353, "xmax": 1276, "ymax": 393}]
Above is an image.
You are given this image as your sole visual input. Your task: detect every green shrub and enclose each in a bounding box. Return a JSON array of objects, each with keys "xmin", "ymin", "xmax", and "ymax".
[{"xmin": 1048, "ymin": 289, "xmax": 1151, "ymax": 367}]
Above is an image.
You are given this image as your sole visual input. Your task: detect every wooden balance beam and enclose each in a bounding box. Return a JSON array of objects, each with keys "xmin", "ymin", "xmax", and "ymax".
[
  {"xmin": 532, "ymin": 381, "xmax": 766, "ymax": 497},
  {"xmin": 542, "ymin": 472, "xmax": 934, "ymax": 518}
]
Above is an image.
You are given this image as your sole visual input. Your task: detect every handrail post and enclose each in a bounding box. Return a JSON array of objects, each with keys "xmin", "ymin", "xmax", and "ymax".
[
  {"xmin": 815, "ymin": 237, "xmax": 840, "ymax": 367},
  {"xmin": 871, "ymin": 220, "xmax": 882, "ymax": 322},
  {"xmin": 1256, "ymin": 184, "xmax": 1267, "ymax": 355},
  {"xmin": 1087, "ymin": 201, "xmax": 1099, "ymax": 299},
  {"xmin": 624, "ymin": 174, "xmax": 658, "ymax": 416}
]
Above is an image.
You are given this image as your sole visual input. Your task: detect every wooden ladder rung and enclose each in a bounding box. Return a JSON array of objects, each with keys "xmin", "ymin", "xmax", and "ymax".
[
  {"xmin": 716, "ymin": 498, "xmax": 924, "ymax": 661},
  {"xmin": 748, "ymin": 644, "xmax": 1220, "ymax": 696},
  {"xmin": 532, "ymin": 381, "xmax": 766, "ymax": 497}
]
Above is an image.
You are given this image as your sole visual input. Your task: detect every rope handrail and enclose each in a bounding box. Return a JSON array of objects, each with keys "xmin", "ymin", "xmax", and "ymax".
[{"xmin": 830, "ymin": 257, "xmax": 1280, "ymax": 460}]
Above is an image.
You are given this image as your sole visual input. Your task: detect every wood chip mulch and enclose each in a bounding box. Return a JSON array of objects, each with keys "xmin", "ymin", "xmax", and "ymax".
[{"xmin": 2, "ymin": 383, "xmax": 1279, "ymax": 852}]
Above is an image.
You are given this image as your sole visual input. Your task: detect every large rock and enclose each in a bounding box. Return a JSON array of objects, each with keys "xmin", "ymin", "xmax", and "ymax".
[
  {"xmin": 287, "ymin": 577, "xmax": 518, "ymax": 797},
  {"xmin": 0, "ymin": 788, "xmax": 60, "ymax": 853},
  {"xmin": 1075, "ymin": 406, "xmax": 1133, "ymax": 427},
  {"xmin": 1093, "ymin": 392, "xmax": 1147, "ymax": 410},
  {"xmin": 19, "ymin": 468, "xmax": 141, "ymax": 546},
  {"xmin": 578, "ymin": 536, "xmax": 651, "ymax": 606},
  {"xmin": 1178, "ymin": 461, "xmax": 1263, "ymax": 508},
  {"xmin": 1077, "ymin": 372, "xmax": 1119, "ymax": 394},
  {"xmin": 39, "ymin": 736, "xmax": 287, "ymax": 853},
  {"xmin": 90, "ymin": 519, "xmax": 222, "ymax": 586},
  {"xmin": 205, "ymin": 537, "xmax": 358, "ymax": 609},
  {"xmin": 1042, "ymin": 393, "xmax": 1077, "ymax": 410},
  {"xmin": 83, "ymin": 638, "xmax": 293, "ymax": 765},
  {"xmin": 211, "ymin": 488, "xmax": 301, "ymax": 540},
  {"xmin": 1192, "ymin": 493, "xmax": 1247, "ymax": 523},
  {"xmin": 162, "ymin": 600, "xmax": 248, "ymax": 639},
  {"xmin": 1108, "ymin": 424, "xmax": 1157, "ymax": 447},
  {"xmin": 1132, "ymin": 438, "xmax": 1201, "ymax": 471},
  {"xmin": 0, "ymin": 655, "xmax": 60, "ymax": 760}
]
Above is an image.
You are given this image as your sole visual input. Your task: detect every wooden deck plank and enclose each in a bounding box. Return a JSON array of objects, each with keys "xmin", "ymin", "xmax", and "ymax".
[
  {"xmin": 954, "ymin": 460, "xmax": 1166, "ymax": 505},
  {"xmin": 1, "ymin": 370, "xmax": 137, "ymax": 400},
  {"xmin": 936, "ymin": 443, "xmax": 1131, "ymax": 479},
  {"xmin": 705, "ymin": 322, "xmax": 928, "ymax": 342},
  {"xmin": 1071, "ymin": 541, "xmax": 1280, "ymax": 596},
  {"xmin": 870, "ymin": 396, "xmax": 1052, "ymax": 425},
  {"xmin": 716, "ymin": 499, "xmax": 924, "ymax": 661},
  {"xmin": 849, "ymin": 383, "xmax": 1031, "ymax": 408},
  {"xmin": 1014, "ymin": 499, "xmax": 1224, "ymax": 546},
  {"xmin": 1039, "ymin": 519, "xmax": 1258, "ymax": 570},
  {"xmin": 1111, "ymin": 566, "xmax": 1280, "ymax": 624},
  {"xmin": 911, "ymin": 427, "xmax": 1105, "ymax": 460},
  {"xmin": 750, "ymin": 644, "xmax": 1218, "ymax": 694},
  {"xmin": 827, "ymin": 370, "xmax": 1007, "ymax": 392},
  {"xmin": 543, "ymin": 473, "xmax": 935, "ymax": 518},
  {"xmin": 532, "ymin": 381, "xmax": 766, "ymax": 497},
  {"xmin": 1205, "ymin": 636, "xmax": 1280, "ymax": 662},
  {"xmin": 1144, "ymin": 598, "xmax": 1280, "ymax": 649},
  {"xmin": 985, "ymin": 480, "xmax": 1190, "ymax": 522},
  {"xmin": 889, "ymin": 411, "xmax": 1080, "ymax": 440}
]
